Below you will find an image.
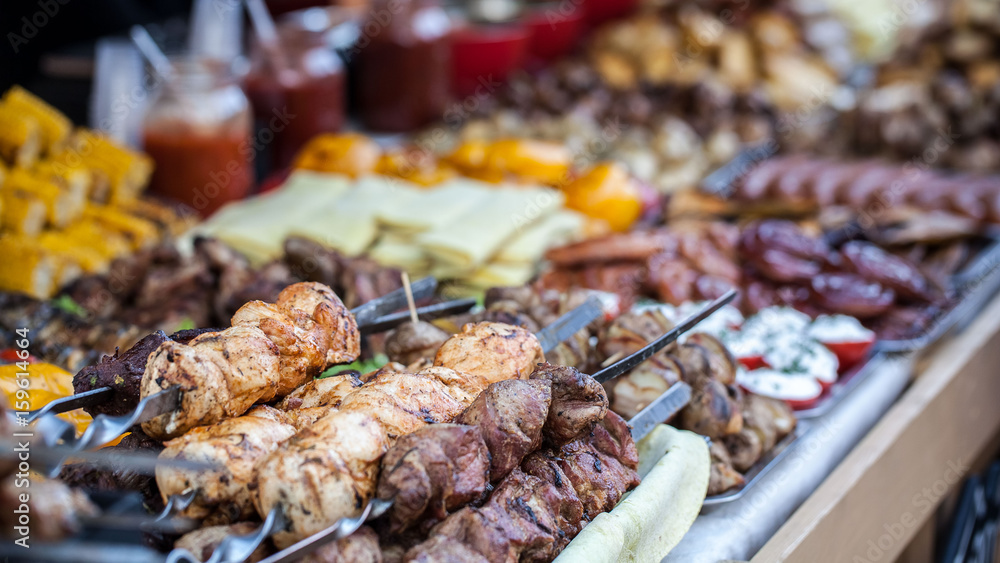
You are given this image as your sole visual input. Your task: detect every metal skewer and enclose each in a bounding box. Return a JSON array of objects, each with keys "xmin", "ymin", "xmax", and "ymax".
[
  {"xmin": 189, "ymin": 293, "xmax": 734, "ymax": 563},
  {"xmin": 27, "ymin": 278, "xmax": 441, "ymax": 453}
]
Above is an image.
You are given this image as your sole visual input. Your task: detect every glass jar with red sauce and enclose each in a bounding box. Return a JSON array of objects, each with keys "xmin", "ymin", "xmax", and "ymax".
[
  {"xmin": 142, "ymin": 59, "xmax": 253, "ymax": 217},
  {"xmin": 355, "ymin": 0, "xmax": 453, "ymax": 132},
  {"xmin": 245, "ymin": 19, "xmax": 346, "ymax": 170}
]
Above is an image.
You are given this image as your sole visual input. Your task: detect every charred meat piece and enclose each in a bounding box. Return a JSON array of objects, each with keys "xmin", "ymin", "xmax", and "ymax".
[
  {"xmin": 810, "ymin": 273, "xmax": 896, "ymax": 318},
  {"xmin": 707, "ymin": 440, "xmax": 745, "ymax": 496},
  {"xmin": 340, "ymin": 371, "xmax": 465, "ymax": 439},
  {"xmin": 455, "ymin": 379, "xmax": 551, "ymax": 481},
  {"xmin": 554, "ymin": 434, "xmax": 641, "ymax": 520},
  {"xmin": 530, "ymin": 363, "xmax": 608, "ymax": 446},
  {"xmin": 377, "ymin": 424, "xmax": 491, "ymax": 534},
  {"xmin": 679, "ymin": 378, "xmax": 744, "ymax": 440},
  {"xmin": 385, "ymin": 322, "xmax": 451, "ymax": 367},
  {"xmin": 72, "ymin": 330, "xmax": 169, "ymax": 418},
  {"xmin": 840, "ymin": 241, "xmax": 937, "ymax": 302}
]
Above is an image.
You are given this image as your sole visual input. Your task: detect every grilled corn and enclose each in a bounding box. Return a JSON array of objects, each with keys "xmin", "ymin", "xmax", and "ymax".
[
  {"xmin": 1, "ymin": 86, "xmax": 71, "ymax": 154},
  {"xmin": 0, "ymin": 235, "xmax": 57, "ymax": 298},
  {"xmin": 0, "ymin": 107, "xmax": 40, "ymax": 168},
  {"xmin": 0, "ymin": 190, "xmax": 46, "ymax": 236},
  {"xmin": 4, "ymin": 167, "xmax": 84, "ymax": 228}
]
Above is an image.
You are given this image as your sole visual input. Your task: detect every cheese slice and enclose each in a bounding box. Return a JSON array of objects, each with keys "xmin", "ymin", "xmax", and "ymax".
[
  {"xmin": 417, "ymin": 185, "xmax": 561, "ymax": 267},
  {"xmin": 494, "ymin": 208, "xmax": 585, "ymax": 264},
  {"xmin": 466, "ymin": 262, "xmax": 535, "ymax": 287},
  {"xmin": 377, "ymin": 179, "xmax": 493, "ymax": 233},
  {"xmin": 289, "ymin": 175, "xmax": 417, "ymax": 257}
]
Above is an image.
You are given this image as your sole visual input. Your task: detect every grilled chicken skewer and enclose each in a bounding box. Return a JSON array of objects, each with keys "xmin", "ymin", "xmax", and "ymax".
[
  {"xmin": 32, "ymin": 279, "xmax": 439, "ymax": 424},
  {"xmin": 156, "ymin": 302, "xmax": 604, "ymax": 532},
  {"xmin": 178, "ymin": 292, "xmax": 736, "ymax": 560}
]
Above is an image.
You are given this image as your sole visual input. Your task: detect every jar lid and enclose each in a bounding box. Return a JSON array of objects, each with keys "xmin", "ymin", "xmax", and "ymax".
[{"xmin": 465, "ymin": 0, "xmax": 524, "ymax": 24}]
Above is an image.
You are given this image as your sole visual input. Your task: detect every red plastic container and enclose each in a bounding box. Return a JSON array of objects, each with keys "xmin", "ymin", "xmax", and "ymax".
[
  {"xmin": 524, "ymin": 3, "xmax": 584, "ymax": 63},
  {"xmin": 451, "ymin": 23, "xmax": 529, "ymax": 99}
]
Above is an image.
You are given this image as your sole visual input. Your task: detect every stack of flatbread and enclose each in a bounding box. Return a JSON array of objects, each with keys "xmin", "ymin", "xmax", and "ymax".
[{"xmin": 193, "ymin": 171, "xmax": 587, "ymax": 288}]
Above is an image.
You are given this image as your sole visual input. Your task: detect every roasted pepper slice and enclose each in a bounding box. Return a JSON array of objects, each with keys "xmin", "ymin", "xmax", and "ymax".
[{"xmin": 563, "ymin": 163, "xmax": 642, "ymax": 232}]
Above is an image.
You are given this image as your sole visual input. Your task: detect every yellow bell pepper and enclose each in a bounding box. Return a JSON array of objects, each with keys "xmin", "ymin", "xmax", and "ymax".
[
  {"xmin": 377, "ymin": 149, "xmax": 457, "ymax": 187},
  {"xmin": 484, "ymin": 140, "xmax": 572, "ymax": 186},
  {"xmin": 563, "ymin": 163, "xmax": 643, "ymax": 232},
  {"xmin": 293, "ymin": 133, "xmax": 381, "ymax": 178},
  {"xmin": 445, "ymin": 140, "xmax": 494, "ymax": 181},
  {"xmin": 0, "ymin": 363, "xmax": 96, "ymax": 441}
]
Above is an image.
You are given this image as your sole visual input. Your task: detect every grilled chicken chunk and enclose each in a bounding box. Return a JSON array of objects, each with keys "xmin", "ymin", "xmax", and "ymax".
[
  {"xmin": 232, "ymin": 301, "xmax": 332, "ymax": 396},
  {"xmin": 416, "ymin": 366, "xmax": 493, "ymax": 406},
  {"xmin": 156, "ymin": 406, "xmax": 297, "ymax": 524},
  {"xmin": 530, "ymin": 363, "xmax": 608, "ymax": 445},
  {"xmin": 141, "ymin": 326, "xmax": 282, "ymax": 439},
  {"xmin": 305, "ymin": 526, "xmax": 383, "ymax": 563},
  {"xmin": 455, "ymin": 379, "xmax": 551, "ymax": 481},
  {"xmin": 725, "ymin": 394, "xmax": 796, "ymax": 472},
  {"xmin": 377, "ymin": 424, "xmax": 491, "ymax": 534},
  {"xmin": 174, "ymin": 523, "xmax": 272, "ymax": 563},
  {"xmin": 275, "ymin": 282, "xmax": 361, "ymax": 366},
  {"xmin": 276, "ymin": 372, "xmax": 363, "ymax": 410},
  {"xmin": 434, "ymin": 322, "xmax": 544, "ymax": 385},
  {"xmin": 339, "ymin": 372, "xmax": 465, "ymax": 440},
  {"xmin": 253, "ymin": 411, "xmax": 390, "ymax": 549}
]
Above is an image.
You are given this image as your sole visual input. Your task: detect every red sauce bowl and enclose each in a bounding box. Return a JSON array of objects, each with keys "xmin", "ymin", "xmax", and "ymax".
[
  {"xmin": 451, "ymin": 23, "xmax": 529, "ymax": 99},
  {"xmin": 524, "ymin": 3, "xmax": 584, "ymax": 63}
]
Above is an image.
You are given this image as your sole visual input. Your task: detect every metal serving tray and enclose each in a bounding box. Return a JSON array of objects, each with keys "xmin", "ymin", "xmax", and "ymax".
[
  {"xmin": 794, "ymin": 350, "xmax": 887, "ymax": 419},
  {"xmin": 702, "ymin": 420, "xmax": 813, "ymax": 508}
]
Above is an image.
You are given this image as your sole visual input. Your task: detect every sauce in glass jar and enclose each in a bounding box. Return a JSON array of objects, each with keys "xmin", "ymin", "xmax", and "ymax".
[
  {"xmin": 245, "ymin": 20, "xmax": 346, "ymax": 170},
  {"xmin": 355, "ymin": 0, "xmax": 453, "ymax": 132},
  {"xmin": 142, "ymin": 59, "xmax": 253, "ymax": 216}
]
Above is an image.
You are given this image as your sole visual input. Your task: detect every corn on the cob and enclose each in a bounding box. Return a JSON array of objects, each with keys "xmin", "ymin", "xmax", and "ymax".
[
  {"xmin": 81, "ymin": 204, "xmax": 158, "ymax": 250},
  {"xmin": 1, "ymin": 87, "xmax": 71, "ymax": 154},
  {"xmin": 36, "ymin": 231, "xmax": 110, "ymax": 274},
  {"xmin": 61, "ymin": 221, "xmax": 131, "ymax": 259},
  {"xmin": 0, "ymin": 235, "xmax": 57, "ymax": 299},
  {"xmin": 0, "ymin": 190, "xmax": 46, "ymax": 236},
  {"xmin": 34, "ymin": 160, "xmax": 91, "ymax": 202},
  {"xmin": 4, "ymin": 168, "xmax": 84, "ymax": 228},
  {"xmin": 0, "ymin": 107, "xmax": 40, "ymax": 169},
  {"xmin": 64, "ymin": 130, "xmax": 153, "ymax": 204}
]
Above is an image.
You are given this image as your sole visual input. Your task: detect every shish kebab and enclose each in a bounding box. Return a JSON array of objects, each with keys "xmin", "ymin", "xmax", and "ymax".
[
  {"xmin": 30, "ymin": 278, "xmax": 451, "ymax": 454},
  {"xmin": 27, "ymin": 277, "xmax": 440, "ymax": 424},
  {"xmin": 170, "ymin": 291, "xmax": 735, "ymax": 563},
  {"xmin": 152, "ymin": 298, "xmax": 605, "ymax": 528}
]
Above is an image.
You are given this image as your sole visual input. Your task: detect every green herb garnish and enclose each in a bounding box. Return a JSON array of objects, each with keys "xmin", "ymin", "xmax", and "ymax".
[
  {"xmin": 52, "ymin": 295, "xmax": 87, "ymax": 318},
  {"xmin": 175, "ymin": 318, "xmax": 196, "ymax": 331},
  {"xmin": 320, "ymin": 354, "xmax": 389, "ymax": 378}
]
